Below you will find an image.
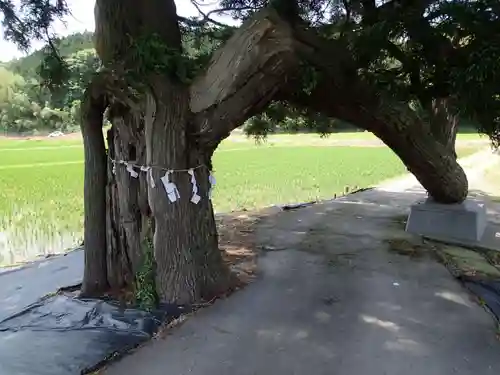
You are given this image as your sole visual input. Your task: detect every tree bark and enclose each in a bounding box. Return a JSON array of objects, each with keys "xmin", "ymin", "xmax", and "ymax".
[
  {"xmin": 141, "ymin": 83, "xmax": 227, "ymax": 303},
  {"xmin": 428, "ymin": 97, "xmax": 459, "ymax": 159},
  {"xmin": 80, "ymin": 82, "xmax": 108, "ymax": 296},
  {"xmin": 81, "ymin": 1, "xmax": 469, "ymax": 303},
  {"xmin": 281, "ymin": 27, "xmax": 468, "ymax": 203},
  {"xmin": 190, "ymin": 8, "xmax": 298, "ymax": 152},
  {"xmin": 82, "ymin": 2, "xmax": 297, "ymax": 303},
  {"xmin": 105, "ymin": 127, "xmax": 131, "ymax": 290},
  {"xmin": 286, "ymin": 76, "xmax": 468, "ymax": 203},
  {"xmin": 368, "ymin": 117, "xmax": 467, "ymax": 204}
]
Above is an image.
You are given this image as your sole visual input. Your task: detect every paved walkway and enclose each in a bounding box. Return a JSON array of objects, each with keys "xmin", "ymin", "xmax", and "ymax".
[{"xmin": 105, "ymin": 151, "xmax": 500, "ymax": 375}]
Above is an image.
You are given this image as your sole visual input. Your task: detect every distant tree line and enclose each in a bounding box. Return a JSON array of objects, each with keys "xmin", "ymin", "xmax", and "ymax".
[
  {"xmin": 0, "ymin": 29, "xmax": 479, "ymax": 136},
  {"xmin": 0, "ymin": 32, "xmax": 97, "ymax": 135}
]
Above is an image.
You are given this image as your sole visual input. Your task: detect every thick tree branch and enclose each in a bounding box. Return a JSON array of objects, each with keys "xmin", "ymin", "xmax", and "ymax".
[
  {"xmin": 189, "ymin": 8, "xmax": 299, "ymax": 151},
  {"xmin": 278, "ymin": 25, "xmax": 468, "ymax": 203},
  {"xmin": 188, "ymin": 5, "xmax": 357, "ymax": 151},
  {"xmin": 187, "ymin": 1, "xmax": 445, "ymax": 154},
  {"xmin": 187, "ymin": 2, "xmax": 468, "ymax": 204}
]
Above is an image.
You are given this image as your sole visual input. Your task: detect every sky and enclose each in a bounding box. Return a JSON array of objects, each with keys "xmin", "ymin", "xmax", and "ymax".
[{"xmin": 0, "ymin": 0, "xmax": 231, "ymax": 62}]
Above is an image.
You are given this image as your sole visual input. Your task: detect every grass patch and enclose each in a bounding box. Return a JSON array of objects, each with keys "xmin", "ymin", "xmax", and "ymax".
[
  {"xmin": 438, "ymin": 246, "xmax": 500, "ymax": 279},
  {"xmin": 385, "ymin": 238, "xmax": 430, "ymax": 259},
  {"xmin": 0, "ymin": 133, "xmax": 486, "ymax": 265},
  {"xmin": 213, "ymin": 146, "xmax": 407, "ymax": 211}
]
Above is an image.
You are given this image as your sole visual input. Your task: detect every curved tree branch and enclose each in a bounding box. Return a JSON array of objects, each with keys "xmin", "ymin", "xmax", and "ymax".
[
  {"xmin": 189, "ymin": 8, "xmax": 299, "ymax": 152},
  {"xmin": 187, "ymin": 4, "xmax": 468, "ymax": 203}
]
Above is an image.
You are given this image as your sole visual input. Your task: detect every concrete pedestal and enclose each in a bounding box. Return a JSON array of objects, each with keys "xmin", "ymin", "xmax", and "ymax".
[{"xmin": 406, "ymin": 198, "xmax": 487, "ymax": 245}]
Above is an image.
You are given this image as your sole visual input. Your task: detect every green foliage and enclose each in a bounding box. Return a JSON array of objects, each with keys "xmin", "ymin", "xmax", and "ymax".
[
  {"xmin": 37, "ymin": 48, "xmax": 71, "ymax": 91},
  {"xmin": 127, "ymin": 33, "xmax": 190, "ymax": 82},
  {"xmin": 244, "ymin": 101, "xmax": 357, "ymax": 136},
  {"xmin": 450, "ymin": 38, "xmax": 500, "ymax": 147},
  {"xmin": 8, "ymin": 32, "xmax": 95, "ymax": 78},
  {"xmin": 126, "ymin": 32, "xmax": 218, "ymax": 84},
  {"xmin": 0, "ymin": 34, "xmax": 99, "ymax": 135},
  {"xmin": 0, "ymin": 65, "xmax": 76, "ymax": 134},
  {"xmin": 0, "ymin": 0, "xmax": 69, "ymax": 51}
]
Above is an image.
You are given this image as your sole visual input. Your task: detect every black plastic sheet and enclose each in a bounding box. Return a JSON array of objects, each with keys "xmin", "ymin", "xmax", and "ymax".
[
  {"xmin": 0, "ymin": 249, "xmax": 84, "ymax": 322},
  {"xmin": 0, "ymin": 249, "xmax": 185, "ymax": 375},
  {"xmin": 0, "ymin": 294, "xmax": 185, "ymax": 375},
  {"xmin": 462, "ymin": 278, "xmax": 500, "ymax": 324}
]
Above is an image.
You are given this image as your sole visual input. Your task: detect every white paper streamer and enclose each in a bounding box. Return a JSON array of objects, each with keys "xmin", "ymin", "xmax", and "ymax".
[
  {"xmin": 208, "ymin": 172, "xmax": 216, "ymax": 199},
  {"xmin": 126, "ymin": 163, "xmax": 139, "ymax": 178},
  {"xmin": 188, "ymin": 168, "xmax": 201, "ymax": 204},
  {"xmin": 160, "ymin": 171, "xmax": 180, "ymax": 203},
  {"xmin": 112, "ymin": 158, "xmax": 213, "ymax": 202},
  {"xmin": 139, "ymin": 166, "xmax": 156, "ymax": 188},
  {"xmin": 147, "ymin": 168, "xmax": 156, "ymax": 188}
]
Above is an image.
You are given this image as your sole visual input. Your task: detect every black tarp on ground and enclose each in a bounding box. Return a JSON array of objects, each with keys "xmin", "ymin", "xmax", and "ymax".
[
  {"xmin": 0, "ymin": 295, "xmax": 185, "ymax": 375},
  {"xmin": 462, "ymin": 278, "xmax": 500, "ymax": 324},
  {"xmin": 0, "ymin": 249, "xmax": 185, "ymax": 375},
  {"xmin": 0, "ymin": 249, "xmax": 84, "ymax": 322}
]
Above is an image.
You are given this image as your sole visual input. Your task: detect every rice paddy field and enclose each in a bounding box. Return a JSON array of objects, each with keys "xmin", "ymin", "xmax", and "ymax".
[{"xmin": 0, "ymin": 131, "xmax": 487, "ymax": 265}]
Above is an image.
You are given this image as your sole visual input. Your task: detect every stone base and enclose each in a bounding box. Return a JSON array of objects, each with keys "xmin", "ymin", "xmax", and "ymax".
[{"xmin": 405, "ymin": 198, "xmax": 487, "ymax": 244}]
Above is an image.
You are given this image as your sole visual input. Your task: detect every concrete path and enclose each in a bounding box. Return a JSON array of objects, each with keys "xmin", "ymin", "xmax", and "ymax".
[{"xmin": 105, "ymin": 151, "xmax": 500, "ymax": 375}]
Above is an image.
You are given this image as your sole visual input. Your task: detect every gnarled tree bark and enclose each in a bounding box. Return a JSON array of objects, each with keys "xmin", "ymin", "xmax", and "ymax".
[
  {"xmin": 283, "ymin": 26, "xmax": 468, "ymax": 203},
  {"xmin": 286, "ymin": 80, "xmax": 468, "ymax": 203},
  {"xmin": 82, "ymin": 3, "xmax": 298, "ymax": 302},
  {"xmin": 428, "ymin": 97, "xmax": 459, "ymax": 159},
  {"xmin": 81, "ymin": 2, "xmax": 470, "ymax": 303},
  {"xmin": 80, "ymin": 79, "xmax": 108, "ymax": 296}
]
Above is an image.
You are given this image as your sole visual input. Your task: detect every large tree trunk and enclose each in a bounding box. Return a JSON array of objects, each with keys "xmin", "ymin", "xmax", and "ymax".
[
  {"xmin": 82, "ymin": 3, "xmax": 296, "ymax": 302},
  {"xmin": 80, "ymin": 82, "xmax": 108, "ymax": 296},
  {"xmin": 81, "ymin": 1, "xmax": 469, "ymax": 304},
  {"xmin": 143, "ymin": 84, "xmax": 230, "ymax": 303},
  {"xmin": 85, "ymin": 0, "xmax": 226, "ymax": 303}
]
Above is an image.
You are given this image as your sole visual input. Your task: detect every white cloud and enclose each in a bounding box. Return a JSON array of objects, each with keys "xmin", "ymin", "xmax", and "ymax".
[{"xmin": 0, "ymin": 0, "xmax": 234, "ymax": 61}]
